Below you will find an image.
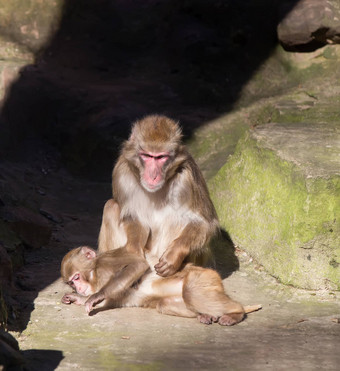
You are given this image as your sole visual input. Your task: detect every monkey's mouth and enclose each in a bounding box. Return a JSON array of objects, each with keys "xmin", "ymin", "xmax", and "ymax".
[{"xmin": 141, "ymin": 179, "xmax": 164, "ymax": 193}]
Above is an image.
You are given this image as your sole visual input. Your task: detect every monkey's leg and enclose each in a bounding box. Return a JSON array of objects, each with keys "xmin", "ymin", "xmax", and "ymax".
[
  {"xmin": 183, "ymin": 267, "xmax": 245, "ymax": 326},
  {"xmin": 122, "ymin": 217, "xmax": 150, "ymax": 256},
  {"xmin": 98, "ymin": 199, "xmax": 127, "ymax": 252},
  {"xmin": 156, "ymin": 296, "xmax": 196, "ymax": 318}
]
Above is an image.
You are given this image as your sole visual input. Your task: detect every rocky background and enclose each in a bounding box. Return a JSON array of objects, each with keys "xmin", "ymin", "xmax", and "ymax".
[{"xmin": 0, "ymin": 0, "xmax": 339, "ymax": 368}]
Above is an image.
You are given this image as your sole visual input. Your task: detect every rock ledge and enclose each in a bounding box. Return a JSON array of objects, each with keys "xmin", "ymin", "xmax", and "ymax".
[{"xmin": 210, "ymin": 122, "xmax": 340, "ymax": 290}]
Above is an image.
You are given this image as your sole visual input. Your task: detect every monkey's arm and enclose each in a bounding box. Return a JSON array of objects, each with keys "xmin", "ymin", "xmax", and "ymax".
[
  {"xmin": 155, "ymin": 222, "xmax": 212, "ymax": 277},
  {"xmin": 85, "ymin": 257, "xmax": 150, "ymax": 313}
]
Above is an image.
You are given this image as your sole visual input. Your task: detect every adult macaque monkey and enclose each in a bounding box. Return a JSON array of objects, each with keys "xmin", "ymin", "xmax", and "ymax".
[
  {"xmin": 61, "ymin": 246, "xmax": 261, "ymax": 325},
  {"xmin": 98, "ymin": 115, "xmax": 219, "ymax": 277}
]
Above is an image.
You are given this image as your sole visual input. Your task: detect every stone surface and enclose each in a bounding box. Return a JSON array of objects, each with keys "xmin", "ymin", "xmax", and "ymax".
[
  {"xmin": 210, "ymin": 122, "xmax": 340, "ymax": 290},
  {"xmin": 0, "ymin": 0, "xmax": 283, "ymax": 179},
  {"xmin": 187, "ymin": 112, "xmax": 249, "ymax": 179},
  {"xmin": 0, "ymin": 159, "xmax": 337, "ymax": 371},
  {"xmin": 0, "ymin": 1, "xmax": 339, "ymax": 369},
  {"xmin": 0, "ymin": 0, "xmax": 63, "ymax": 53},
  {"xmin": 12, "ymin": 250, "xmax": 340, "ymax": 371},
  {"xmin": 277, "ymin": 0, "xmax": 340, "ymax": 51},
  {"xmin": 0, "ymin": 162, "xmax": 335, "ymax": 371},
  {"xmin": 253, "ymin": 122, "xmax": 339, "ymax": 178}
]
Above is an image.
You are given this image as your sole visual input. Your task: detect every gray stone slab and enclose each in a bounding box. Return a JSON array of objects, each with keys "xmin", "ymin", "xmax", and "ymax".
[{"xmin": 253, "ymin": 122, "xmax": 340, "ymax": 178}]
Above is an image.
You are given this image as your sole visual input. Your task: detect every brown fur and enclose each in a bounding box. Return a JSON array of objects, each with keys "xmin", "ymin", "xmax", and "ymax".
[
  {"xmin": 61, "ymin": 246, "xmax": 150, "ymax": 312},
  {"xmin": 130, "ymin": 115, "xmax": 182, "ymax": 148},
  {"xmin": 61, "ymin": 247, "xmax": 96, "ymax": 284},
  {"xmin": 61, "ymin": 248, "xmax": 247, "ymax": 326},
  {"xmin": 97, "ymin": 200, "xmax": 122, "ymax": 253},
  {"xmin": 99, "ymin": 115, "xmax": 219, "ymax": 277}
]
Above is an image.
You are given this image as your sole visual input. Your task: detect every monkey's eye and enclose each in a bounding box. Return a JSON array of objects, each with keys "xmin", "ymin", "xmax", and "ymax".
[
  {"xmin": 140, "ymin": 153, "xmax": 169, "ymax": 161},
  {"xmin": 140, "ymin": 153, "xmax": 152, "ymax": 160},
  {"xmin": 155, "ymin": 155, "xmax": 168, "ymax": 160},
  {"xmin": 67, "ymin": 280, "xmax": 75, "ymax": 288},
  {"xmin": 68, "ymin": 274, "xmax": 80, "ymax": 286}
]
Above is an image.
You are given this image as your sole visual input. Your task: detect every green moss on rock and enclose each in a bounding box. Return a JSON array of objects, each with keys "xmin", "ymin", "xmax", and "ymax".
[
  {"xmin": 210, "ymin": 127, "xmax": 340, "ymax": 290},
  {"xmin": 187, "ymin": 114, "xmax": 249, "ymax": 180}
]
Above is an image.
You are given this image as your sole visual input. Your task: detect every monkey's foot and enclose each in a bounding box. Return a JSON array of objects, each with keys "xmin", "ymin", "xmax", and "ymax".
[
  {"xmin": 197, "ymin": 314, "xmax": 218, "ymax": 325},
  {"xmin": 218, "ymin": 313, "xmax": 244, "ymax": 326}
]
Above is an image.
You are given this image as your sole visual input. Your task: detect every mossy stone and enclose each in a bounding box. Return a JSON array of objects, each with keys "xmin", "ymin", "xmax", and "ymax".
[{"xmin": 210, "ymin": 123, "xmax": 340, "ymax": 290}]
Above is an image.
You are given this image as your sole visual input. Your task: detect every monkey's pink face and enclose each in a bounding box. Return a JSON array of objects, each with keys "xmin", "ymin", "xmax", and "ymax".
[
  {"xmin": 139, "ymin": 152, "xmax": 170, "ymax": 192},
  {"xmin": 68, "ymin": 272, "xmax": 93, "ymax": 296}
]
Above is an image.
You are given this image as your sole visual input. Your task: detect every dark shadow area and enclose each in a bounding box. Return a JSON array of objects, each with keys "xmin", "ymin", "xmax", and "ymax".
[
  {"xmin": 0, "ymin": 0, "xmax": 301, "ymax": 343},
  {"xmin": 212, "ymin": 229, "xmax": 240, "ymax": 279},
  {"xmin": 0, "ymin": 0, "xmax": 299, "ymax": 179},
  {"xmin": 0, "ymin": 329, "xmax": 63, "ymax": 370},
  {"xmin": 22, "ymin": 349, "xmax": 64, "ymax": 371}
]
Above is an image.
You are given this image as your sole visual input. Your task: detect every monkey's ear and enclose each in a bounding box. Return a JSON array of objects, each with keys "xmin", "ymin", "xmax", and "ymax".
[{"xmin": 80, "ymin": 246, "xmax": 97, "ymax": 260}]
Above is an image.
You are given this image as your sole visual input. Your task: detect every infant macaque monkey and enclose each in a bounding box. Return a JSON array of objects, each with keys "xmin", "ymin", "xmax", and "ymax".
[{"xmin": 61, "ymin": 246, "xmax": 260, "ymax": 325}]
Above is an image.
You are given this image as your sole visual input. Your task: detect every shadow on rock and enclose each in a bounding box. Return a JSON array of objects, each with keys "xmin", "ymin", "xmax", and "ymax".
[
  {"xmin": 0, "ymin": 329, "xmax": 63, "ymax": 371},
  {"xmin": 0, "ymin": 0, "xmax": 300, "ymax": 180},
  {"xmin": 23, "ymin": 349, "xmax": 64, "ymax": 371},
  {"xmin": 211, "ymin": 229, "xmax": 239, "ymax": 279}
]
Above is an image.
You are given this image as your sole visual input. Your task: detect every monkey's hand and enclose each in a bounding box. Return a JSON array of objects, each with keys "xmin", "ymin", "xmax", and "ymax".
[
  {"xmin": 85, "ymin": 292, "xmax": 105, "ymax": 314},
  {"xmin": 154, "ymin": 247, "xmax": 188, "ymax": 277},
  {"xmin": 62, "ymin": 293, "xmax": 87, "ymax": 306}
]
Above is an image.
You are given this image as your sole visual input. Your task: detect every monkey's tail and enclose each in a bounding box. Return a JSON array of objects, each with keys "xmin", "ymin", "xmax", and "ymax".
[{"xmin": 244, "ymin": 304, "xmax": 262, "ymax": 314}]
